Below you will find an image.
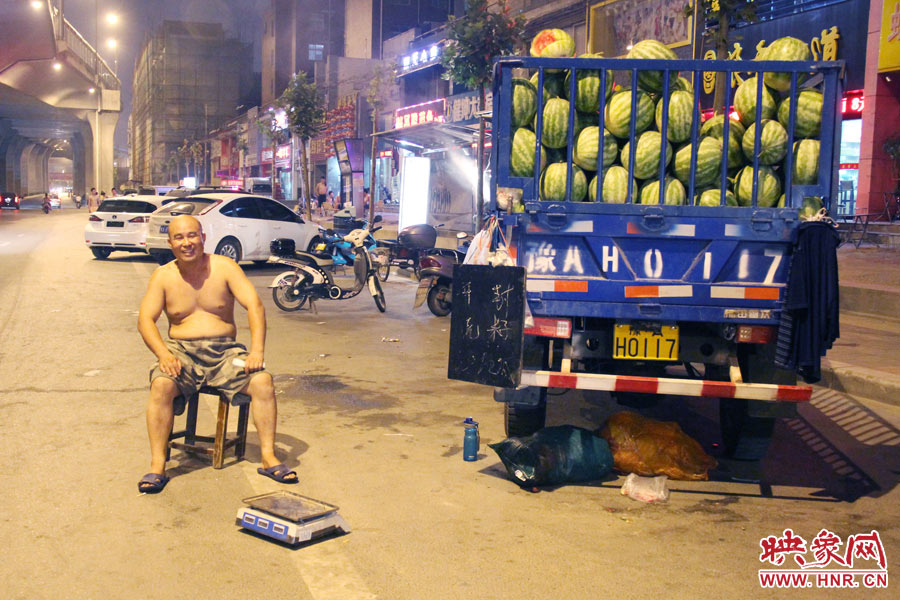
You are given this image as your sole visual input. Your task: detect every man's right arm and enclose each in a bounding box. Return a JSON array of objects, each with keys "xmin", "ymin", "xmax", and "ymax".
[{"xmin": 137, "ymin": 267, "xmax": 181, "ymax": 376}]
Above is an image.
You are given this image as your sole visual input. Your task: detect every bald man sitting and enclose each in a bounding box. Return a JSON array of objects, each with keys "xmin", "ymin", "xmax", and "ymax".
[{"xmin": 137, "ymin": 215, "xmax": 297, "ymax": 493}]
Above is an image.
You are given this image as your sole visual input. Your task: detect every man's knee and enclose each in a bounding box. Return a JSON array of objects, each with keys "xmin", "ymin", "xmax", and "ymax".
[
  {"xmin": 149, "ymin": 377, "xmax": 179, "ymax": 404},
  {"xmin": 247, "ymin": 371, "xmax": 274, "ymax": 399}
]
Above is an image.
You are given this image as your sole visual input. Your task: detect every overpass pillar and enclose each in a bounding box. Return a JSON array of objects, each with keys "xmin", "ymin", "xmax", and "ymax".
[{"xmin": 86, "ymin": 102, "xmax": 119, "ymax": 195}]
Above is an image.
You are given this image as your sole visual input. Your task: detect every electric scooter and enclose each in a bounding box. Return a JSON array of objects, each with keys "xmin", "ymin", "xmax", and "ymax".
[
  {"xmin": 268, "ymin": 215, "xmax": 386, "ymax": 313},
  {"xmin": 413, "ymin": 232, "xmax": 470, "ymax": 317}
]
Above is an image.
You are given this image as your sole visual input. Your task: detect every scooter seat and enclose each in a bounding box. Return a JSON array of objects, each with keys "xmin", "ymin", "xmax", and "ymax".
[
  {"xmin": 292, "ymin": 251, "xmax": 333, "ymax": 267},
  {"xmin": 376, "ymin": 239, "xmax": 398, "ymax": 248}
]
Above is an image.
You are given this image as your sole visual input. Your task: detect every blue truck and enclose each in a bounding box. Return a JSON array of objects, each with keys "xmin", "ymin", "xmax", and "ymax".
[{"xmin": 479, "ymin": 54, "xmax": 843, "ymax": 465}]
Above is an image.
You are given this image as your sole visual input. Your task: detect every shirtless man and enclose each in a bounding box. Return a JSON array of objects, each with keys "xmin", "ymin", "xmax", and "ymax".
[{"xmin": 137, "ymin": 215, "xmax": 297, "ymax": 493}]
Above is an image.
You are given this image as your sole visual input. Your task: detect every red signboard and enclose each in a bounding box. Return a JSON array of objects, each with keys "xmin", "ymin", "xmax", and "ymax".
[
  {"xmin": 394, "ymin": 98, "xmax": 446, "ymax": 129},
  {"xmin": 841, "ymin": 90, "xmax": 864, "ymax": 119},
  {"xmin": 840, "ymin": 163, "xmax": 859, "ymax": 170}
]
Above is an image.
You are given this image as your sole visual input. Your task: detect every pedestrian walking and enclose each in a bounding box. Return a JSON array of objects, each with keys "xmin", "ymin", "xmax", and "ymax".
[
  {"xmin": 88, "ymin": 187, "xmax": 100, "ymax": 212},
  {"xmin": 315, "ymin": 177, "xmax": 327, "ymax": 217}
]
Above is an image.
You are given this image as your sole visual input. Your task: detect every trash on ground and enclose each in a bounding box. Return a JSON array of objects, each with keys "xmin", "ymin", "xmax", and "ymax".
[
  {"xmin": 489, "ymin": 425, "xmax": 613, "ymax": 489},
  {"xmin": 599, "ymin": 411, "xmax": 717, "ymax": 481},
  {"xmin": 620, "ymin": 473, "xmax": 670, "ymax": 503},
  {"xmin": 381, "ymin": 337, "xmax": 400, "ymax": 342},
  {"xmin": 83, "ymin": 369, "xmax": 102, "ymax": 377},
  {"xmin": 318, "ymin": 353, "xmax": 328, "ymax": 358}
]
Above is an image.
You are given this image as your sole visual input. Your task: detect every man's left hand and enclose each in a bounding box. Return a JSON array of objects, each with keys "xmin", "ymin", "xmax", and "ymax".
[{"xmin": 244, "ymin": 351, "xmax": 265, "ymax": 374}]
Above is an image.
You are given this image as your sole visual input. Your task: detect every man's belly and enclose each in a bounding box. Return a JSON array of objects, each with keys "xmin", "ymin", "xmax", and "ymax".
[{"xmin": 168, "ymin": 312, "xmax": 237, "ymax": 340}]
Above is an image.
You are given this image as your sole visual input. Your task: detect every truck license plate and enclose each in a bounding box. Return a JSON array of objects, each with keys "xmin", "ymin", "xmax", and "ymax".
[{"xmin": 613, "ymin": 324, "xmax": 679, "ymax": 361}]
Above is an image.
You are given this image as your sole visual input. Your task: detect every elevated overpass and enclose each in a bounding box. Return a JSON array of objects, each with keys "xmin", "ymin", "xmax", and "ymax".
[{"xmin": 0, "ymin": 0, "xmax": 121, "ymax": 196}]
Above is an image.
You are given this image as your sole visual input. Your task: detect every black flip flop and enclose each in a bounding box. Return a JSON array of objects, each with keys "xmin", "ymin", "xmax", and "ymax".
[
  {"xmin": 138, "ymin": 472, "xmax": 170, "ymax": 494},
  {"xmin": 257, "ymin": 463, "xmax": 298, "ymax": 484}
]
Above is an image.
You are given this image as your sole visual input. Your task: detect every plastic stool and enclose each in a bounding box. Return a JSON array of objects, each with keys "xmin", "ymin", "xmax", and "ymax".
[{"xmin": 167, "ymin": 386, "xmax": 250, "ymax": 469}]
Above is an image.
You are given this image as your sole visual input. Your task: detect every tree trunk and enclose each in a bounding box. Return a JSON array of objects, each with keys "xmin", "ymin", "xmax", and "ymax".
[
  {"xmin": 299, "ymin": 137, "xmax": 312, "ymax": 220},
  {"xmin": 369, "ymin": 128, "xmax": 377, "ymax": 224},
  {"xmin": 713, "ymin": 11, "xmax": 730, "ymax": 116}
]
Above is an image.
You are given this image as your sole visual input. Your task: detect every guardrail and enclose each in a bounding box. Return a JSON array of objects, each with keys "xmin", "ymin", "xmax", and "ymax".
[{"xmin": 56, "ymin": 12, "xmax": 120, "ymax": 90}]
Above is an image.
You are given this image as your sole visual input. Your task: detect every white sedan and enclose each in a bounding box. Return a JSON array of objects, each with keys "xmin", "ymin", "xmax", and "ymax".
[
  {"xmin": 145, "ymin": 192, "xmax": 322, "ymax": 264},
  {"xmin": 84, "ymin": 195, "xmax": 173, "ymax": 259}
]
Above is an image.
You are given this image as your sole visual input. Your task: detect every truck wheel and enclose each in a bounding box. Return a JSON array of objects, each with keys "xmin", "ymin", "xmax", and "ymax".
[{"xmin": 498, "ymin": 386, "xmax": 547, "ymax": 438}]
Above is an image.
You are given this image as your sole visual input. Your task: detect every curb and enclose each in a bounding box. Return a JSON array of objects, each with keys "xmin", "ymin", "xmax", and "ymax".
[
  {"xmin": 839, "ymin": 285, "xmax": 900, "ymax": 321},
  {"xmin": 818, "ymin": 360, "xmax": 900, "ymax": 408}
]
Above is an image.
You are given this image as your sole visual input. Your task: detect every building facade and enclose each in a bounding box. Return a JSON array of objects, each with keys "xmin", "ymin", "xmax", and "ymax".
[{"xmin": 130, "ymin": 21, "xmax": 253, "ymax": 186}]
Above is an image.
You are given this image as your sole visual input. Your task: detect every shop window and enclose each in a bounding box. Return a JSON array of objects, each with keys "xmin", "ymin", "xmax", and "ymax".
[{"xmin": 308, "ymin": 44, "xmax": 324, "ymax": 62}]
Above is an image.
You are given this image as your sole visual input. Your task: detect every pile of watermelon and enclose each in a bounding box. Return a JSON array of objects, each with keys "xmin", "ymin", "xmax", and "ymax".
[{"xmin": 510, "ymin": 31, "xmax": 825, "ymax": 210}]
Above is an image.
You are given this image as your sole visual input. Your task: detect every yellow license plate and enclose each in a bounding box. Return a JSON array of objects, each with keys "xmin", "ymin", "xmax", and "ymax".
[
  {"xmin": 613, "ymin": 324, "xmax": 679, "ymax": 361},
  {"xmin": 315, "ymin": 243, "xmax": 327, "ymax": 251}
]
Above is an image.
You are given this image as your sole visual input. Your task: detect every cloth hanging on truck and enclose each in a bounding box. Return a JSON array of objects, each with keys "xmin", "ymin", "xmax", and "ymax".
[{"xmin": 774, "ymin": 221, "xmax": 841, "ymax": 383}]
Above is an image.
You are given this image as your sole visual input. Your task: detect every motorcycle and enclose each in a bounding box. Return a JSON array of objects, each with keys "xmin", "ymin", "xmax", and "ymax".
[
  {"xmin": 314, "ymin": 225, "xmax": 378, "ymax": 270},
  {"xmin": 413, "ymin": 232, "xmax": 471, "ymax": 317},
  {"xmin": 74, "ymin": 194, "xmax": 82, "ymax": 209},
  {"xmin": 41, "ymin": 197, "xmax": 51, "ymax": 214},
  {"xmin": 372, "ymin": 223, "xmax": 444, "ymax": 282},
  {"xmin": 268, "ymin": 215, "xmax": 386, "ymax": 313}
]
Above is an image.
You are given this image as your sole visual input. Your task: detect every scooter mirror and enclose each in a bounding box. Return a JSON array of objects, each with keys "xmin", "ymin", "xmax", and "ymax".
[{"xmin": 373, "ymin": 214, "xmax": 383, "ymax": 223}]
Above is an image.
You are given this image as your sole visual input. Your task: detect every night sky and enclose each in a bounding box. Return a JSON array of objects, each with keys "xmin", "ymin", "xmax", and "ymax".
[{"xmin": 62, "ymin": 0, "xmax": 268, "ymax": 147}]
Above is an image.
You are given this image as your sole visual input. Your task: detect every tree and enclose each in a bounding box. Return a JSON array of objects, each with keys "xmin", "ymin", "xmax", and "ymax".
[
  {"xmin": 277, "ymin": 72, "xmax": 325, "ymax": 219},
  {"xmin": 256, "ymin": 113, "xmax": 286, "ymax": 202},
  {"xmin": 190, "ymin": 141, "xmax": 204, "ymax": 184},
  {"xmin": 366, "ymin": 62, "xmax": 397, "ymax": 222},
  {"xmin": 693, "ymin": 1, "xmax": 758, "ymax": 114},
  {"xmin": 166, "ymin": 151, "xmax": 179, "ymax": 184},
  {"xmin": 441, "ymin": 0, "xmax": 526, "ymax": 229},
  {"xmin": 177, "ymin": 139, "xmax": 192, "ymax": 183}
]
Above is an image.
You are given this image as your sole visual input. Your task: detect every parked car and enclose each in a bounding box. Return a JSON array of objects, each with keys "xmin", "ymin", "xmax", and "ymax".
[
  {"xmin": 84, "ymin": 195, "xmax": 174, "ymax": 259},
  {"xmin": 145, "ymin": 193, "xmax": 321, "ymax": 265},
  {"xmin": 1, "ymin": 191, "xmax": 20, "ymax": 209}
]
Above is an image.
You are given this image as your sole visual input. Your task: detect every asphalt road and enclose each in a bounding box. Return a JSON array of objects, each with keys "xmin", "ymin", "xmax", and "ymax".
[{"xmin": 1, "ymin": 208, "xmax": 898, "ymax": 599}]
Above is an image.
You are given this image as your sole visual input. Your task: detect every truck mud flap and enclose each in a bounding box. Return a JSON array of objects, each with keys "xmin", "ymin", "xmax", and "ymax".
[{"xmin": 520, "ymin": 370, "xmax": 811, "ymax": 403}]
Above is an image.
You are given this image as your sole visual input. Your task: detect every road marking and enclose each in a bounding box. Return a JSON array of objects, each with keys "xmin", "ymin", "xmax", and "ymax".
[{"xmin": 199, "ymin": 394, "xmax": 377, "ymax": 600}]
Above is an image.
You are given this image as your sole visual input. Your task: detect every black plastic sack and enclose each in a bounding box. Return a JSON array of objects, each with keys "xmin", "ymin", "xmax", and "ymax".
[{"xmin": 489, "ymin": 425, "xmax": 614, "ymax": 488}]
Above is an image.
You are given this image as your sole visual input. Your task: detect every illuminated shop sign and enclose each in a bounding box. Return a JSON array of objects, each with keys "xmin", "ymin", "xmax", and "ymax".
[
  {"xmin": 221, "ymin": 179, "xmax": 243, "ymax": 187},
  {"xmin": 401, "ymin": 44, "xmax": 442, "ymax": 72},
  {"xmin": 261, "ymin": 144, "xmax": 292, "ymax": 163},
  {"xmin": 394, "ymin": 99, "xmax": 446, "ymax": 129},
  {"xmin": 841, "ymin": 90, "xmax": 864, "ymax": 119}
]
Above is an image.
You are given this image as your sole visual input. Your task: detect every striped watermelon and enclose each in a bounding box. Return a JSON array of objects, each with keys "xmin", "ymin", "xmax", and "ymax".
[
  {"xmin": 573, "ymin": 126, "xmax": 618, "ymax": 172},
  {"xmin": 734, "ymin": 76, "xmax": 777, "ymax": 127},
  {"xmin": 777, "ymin": 89, "xmax": 823, "ymax": 138},
  {"xmin": 565, "ymin": 54, "xmax": 613, "ymax": 113},
  {"xmin": 734, "ymin": 165, "xmax": 782, "ymax": 207},
  {"xmin": 673, "ymin": 75, "xmax": 694, "ymax": 95},
  {"xmin": 530, "ymin": 70, "xmax": 566, "ymax": 101},
  {"xmin": 673, "ymin": 136, "xmax": 723, "ymax": 188},
  {"xmin": 589, "ymin": 166, "xmax": 635, "ymax": 203},
  {"xmin": 509, "ymin": 128, "xmax": 547, "ymax": 177},
  {"xmin": 655, "ymin": 90, "xmax": 696, "ymax": 142},
  {"xmin": 538, "ymin": 98, "xmax": 571, "ymax": 149},
  {"xmin": 640, "ymin": 176, "xmax": 686, "ymax": 205},
  {"xmin": 605, "ymin": 89, "xmax": 655, "ymax": 139},
  {"xmin": 696, "ymin": 188, "xmax": 738, "ymax": 207},
  {"xmin": 621, "ymin": 131, "xmax": 672, "ymax": 180},
  {"xmin": 791, "ymin": 139, "xmax": 820, "ymax": 185},
  {"xmin": 760, "ymin": 37, "xmax": 811, "ymax": 92},
  {"xmin": 741, "ymin": 119, "xmax": 788, "ymax": 165},
  {"xmin": 700, "ymin": 114, "xmax": 746, "ymax": 168},
  {"xmin": 530, "ymin": 29, "xmax": 576, "ymax": 58},
  {"xmin": 798, "ymin": 196, "xmax": 824, "ymax": 219},
  {"xmin": 511, "ymin": 78, "xmax": 538, "ymax": 129},
  {"xmin": 540, "ymin": 162, "xmax": 588, "ymax": 202},
  {"xmin": 626, "ymin": 39, "xmax": 677, "ymax": 92}
]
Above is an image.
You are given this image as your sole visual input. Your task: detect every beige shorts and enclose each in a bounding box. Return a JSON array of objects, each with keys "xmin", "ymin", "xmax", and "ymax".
[{"xmin": 149, "ymin": 337, "xmax": 266, "ymax": 404}]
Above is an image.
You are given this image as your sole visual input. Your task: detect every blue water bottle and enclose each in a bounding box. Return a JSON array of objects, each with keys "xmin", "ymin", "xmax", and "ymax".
[{"xmin": 463, "ymin": 417, "xmax": 479, "ymax": 461}]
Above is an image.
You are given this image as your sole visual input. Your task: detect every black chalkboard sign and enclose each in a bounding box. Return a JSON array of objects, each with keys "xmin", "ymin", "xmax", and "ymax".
[{"xmin": 448, "ymin": 264, "xmax": 526, "ymax": 388}]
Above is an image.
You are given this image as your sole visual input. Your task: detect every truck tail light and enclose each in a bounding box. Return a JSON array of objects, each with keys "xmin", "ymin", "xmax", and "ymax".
[
  {"xmin": 737, "ymin": 325, "xmax": 775, "ymax": 344},
  {"xmin": 525, "ymin": 317, "xmax": 572, "ymax": 339}
]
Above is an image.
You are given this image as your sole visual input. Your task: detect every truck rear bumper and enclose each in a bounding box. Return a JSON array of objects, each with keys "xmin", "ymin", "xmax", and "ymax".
[{"xmin": 520, "ymin": 370, "xmax": 811, "ymax": 403}]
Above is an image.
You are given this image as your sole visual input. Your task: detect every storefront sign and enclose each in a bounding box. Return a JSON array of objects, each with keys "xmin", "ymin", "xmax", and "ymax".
[
  {"xmin": 394, "ymin": 99, "xmax": 446, "ymax": 129},
  {"xmin": 262, "ymin": 145, "xmax": 292, "ymax": 165},
  {"xmin": 842, "ymin": 90, "xmax": 865, "ymax": 119},
  {"xmin": 221, "ymin": 178, "xmax": 243, "ymax": 187},
  {"xmin": 879, "ymin": 0, "xmax": 900, "ymax": 72},
  {"xmin": 840, "ymin": 163, "xmax": 860, "ymax": 169},
  {"xmin": 400, "ymin": 44, "xmax": 442, "ymax": 73},
  {"xmin": 446, "ymin": 91, "xmax": 493, "ymax": 125}
]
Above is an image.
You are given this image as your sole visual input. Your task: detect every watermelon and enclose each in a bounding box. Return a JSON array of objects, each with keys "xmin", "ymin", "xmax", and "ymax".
[
  {"xmin": 530, "ymin": 29, "xmax": 576, "ymax": 58},
  {"xmin": 777, "ymin": 89, "xmax": 823, "ymax": 138},
  {"xmin": 546, "ymin": 146, "xmax": 567, "ymax": 164},
  {"xmin": 538, "ymin": 98, "xmax": 571, "ymax": 149},
  {"xmin": 760, "ymin": 37, "xmax": 811, "ymax": 92},
  {"xmin": 625, "ymin": 39, "xmax": 677, "ymax": 92},
  {"xmin": 700, "ymin": 114, "xmax": 746, "ymax": 168},
  {"xmin": 605, "ymin": 89, "xmax": 655, "ymax": 139},
  {"xmin": 565, "ymin": 54, "xmax": 613, "ymax": 113},
  {"xmin": 734, "ymin": 165, "xmax": 782, "ymax": 207},
  {"xmin": 540, "ymin": 162, "xmax": 588, "ymax": 202},
  {"xmin": 673, "ymin": 75, "xmax": 694, "ymax": 95},
  {"xmin": 777, "ymin": 194, "xmax": 786, "ymax": 208},
  {"xmin": 655, "ymin": 90, "xmax": 696, "ymax": 142},
  {"xmin": 798, "ymin": 196, "xmax": 824, "ymax": 219},
  {"xmin": 621, "ymin": 131, "xmax": 672, "ymax": 180},
  {"xmin": 530, "ymin": 70, "xmax": 566, "ymax": 101},
  {"xmin": 741, "ymin": 119, "xmax": 788, "ymax": 165},
  {"xmin": 509, "ymin": 128, "xmax": 547, "ymax": 177},
  {"xmin": 511, "ymin": 78, "xmax": 538, "ymax": 129},
  {"xmin": 640, "ymin": 176, "xmax": 686, "ymax": 205},
  {"xmin": 589, "ymin": 166, "xmax": 635, "ymax": 203},
  {"xmin": 696, "ymin": 188, "xmax": 738, "ymax": 207},
  {"xmin": 574, "ymin": 126, "xmax": 618, "ymax": 172},
  {"xmin": 673, "ymin": 136, "xmax": 723, "ymax": 188},
  {"xmin": 734, "ymin": 76, "xmax": 777, "ymax": 127},
  {"xmin": 790, "ymin": 139, "xmax": 820, "ymax": 185}
]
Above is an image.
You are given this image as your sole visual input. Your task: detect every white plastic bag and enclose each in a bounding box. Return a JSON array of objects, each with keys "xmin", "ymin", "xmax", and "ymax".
[
  {"xmin": 464, "ymin": 217, "xmax": 500, "ymax": 265},
  {"xmin": 620, "ymin": 473, "xmax": 670, "ymax": 503}
]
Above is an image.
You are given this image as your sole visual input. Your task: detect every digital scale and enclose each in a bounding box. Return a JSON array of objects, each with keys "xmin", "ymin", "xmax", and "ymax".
[{"xmin": 236, "ymin": 490, "xmax": 350, "ymax": 545}]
